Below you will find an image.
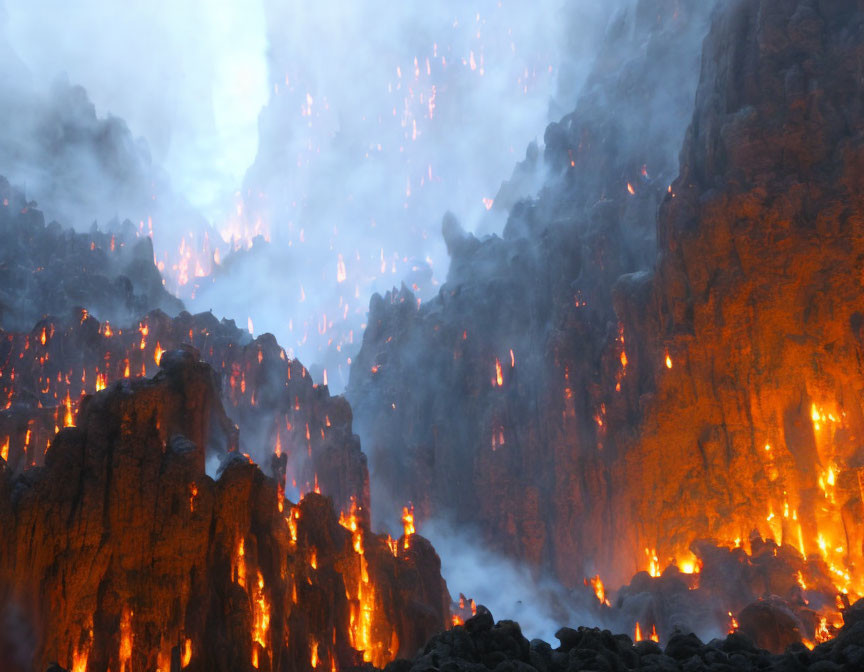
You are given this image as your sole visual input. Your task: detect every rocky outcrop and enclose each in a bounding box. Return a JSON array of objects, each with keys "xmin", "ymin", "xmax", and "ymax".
[
  {"xmin": 0, "ymin": 176, "xmax": 182, "ymax": 331},
  {"xmin": 0, "ymin": 170, "xmax": 442, "ymax": 670},
  {"xmin": 0, "ymin": 352, "xmax": 449, "ymax": 672},
  {"xmin": 0, "ymin": 305, "xmax": 369, "ymax": 516}
]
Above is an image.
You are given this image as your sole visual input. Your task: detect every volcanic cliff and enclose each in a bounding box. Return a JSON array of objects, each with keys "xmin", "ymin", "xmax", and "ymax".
[
  {"xmin": 348, "ymin": 0, "xmax": 864, "ymax": 639},
  {"xmin": 0, "ymin": 349, "xmax": 448, "ymax": 671}
]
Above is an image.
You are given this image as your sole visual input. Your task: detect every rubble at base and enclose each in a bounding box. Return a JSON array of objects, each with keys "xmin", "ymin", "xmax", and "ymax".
[{"xmin": 386, "ymin": 601, "xmax": 864, "ymax": 672}]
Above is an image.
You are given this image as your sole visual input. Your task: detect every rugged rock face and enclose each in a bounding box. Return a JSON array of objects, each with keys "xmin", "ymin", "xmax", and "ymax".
[
  {"xmin": 618, "ymin": 0, "xmax": 864, "ymax": 574},
  {"xmin": 3, "ymin": 0, "xmax": 864, "ymax": 666},
  {"xmin": 0, "ymin": 31, "xmax": 216, "ymax": 291},
  {"xmin": 347, "ymin": 0, "xmax": 717, "ymax": 585},
  {"xmin": 349, "ymin": 0, "xmax": 864, "ymax": 633},
  {"xmin": 0, "ymin": 352, "xmax": 449, "ymax": 672}
]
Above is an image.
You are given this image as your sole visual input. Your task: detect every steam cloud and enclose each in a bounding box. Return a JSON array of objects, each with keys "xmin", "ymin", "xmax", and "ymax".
[
  {"xmin": 422, "ymin": 518, "xmax": 598, "ymax": 642},
  {"xmin": 0, "ymin": 0, "xmax": 616, "ymax": 391}
]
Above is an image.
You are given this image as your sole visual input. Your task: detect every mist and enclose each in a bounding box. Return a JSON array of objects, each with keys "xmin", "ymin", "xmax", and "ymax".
[
  {"xmin": 0, "ymin": 0, "xmax": 620, "ymax": 393},
  {"xmin": 2, "ymin": 0, "xmax": 268, "ymax": 218},
  {"xmin": 189, "ymin": 0, "xmax": 619, "ymax": 392},
  {"xmin": 422, "ymin": 518, "xmax": 599, "ymax": 642}
]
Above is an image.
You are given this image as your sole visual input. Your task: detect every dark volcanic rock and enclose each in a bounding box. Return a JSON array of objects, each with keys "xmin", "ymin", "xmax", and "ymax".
[
  {"xmin": 0, "ymin": 176, "xmax": 183, "ymax": 331},
  {"xmin": 0, "ymin": 354, "xmax": 449, "ymax": 671},
  {"xmin": 384, "ymin": 604, "xmax": 864, "ymax": 672},
  {"xmin": 738, "ymin": 598, "xmax": 805, "ymax": 655}
]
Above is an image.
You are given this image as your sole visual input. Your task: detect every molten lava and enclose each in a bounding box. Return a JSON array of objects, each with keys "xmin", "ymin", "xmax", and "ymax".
[{"xmin": 402, "ymin": 504, "xmax": 415, "ymax": 549}]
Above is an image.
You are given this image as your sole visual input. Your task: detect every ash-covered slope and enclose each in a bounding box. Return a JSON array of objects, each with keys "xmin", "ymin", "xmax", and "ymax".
[
  {"xmin": 0, "ymin": 351, "xmax": 449, "ymax": 672},
  {"xmin": 347, "ymin": 0, "xmax": 716, "ymax": 586},
  {"xmin": 0, "ymin": 176, "xmax": 183, "ymax": 331}
]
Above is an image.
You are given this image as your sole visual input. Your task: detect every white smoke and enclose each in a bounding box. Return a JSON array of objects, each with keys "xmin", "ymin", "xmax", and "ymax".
[
  {"xmin": 1, "ymin": 0, "xmax": 618, "ymax": 392},
  {"xmin": 421, "ymin": 518, "xmax": 599, "ymax": 642}
]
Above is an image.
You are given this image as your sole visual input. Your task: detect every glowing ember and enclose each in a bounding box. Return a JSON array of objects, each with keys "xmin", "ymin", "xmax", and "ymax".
[
  {"xmin": 402, "ymin": 505, "xmax": 415, "ymax": 549},
  {"xmin": 182, "ymin": 639, "xmax": 192, "ymax": 668},
  {"xmin": 678, "ymin": 555, "xmax": 701, "ymax": 575},
  {"xmin": 645, "ymin": 548, "xmax": 660, "ymax": 577},
  {"xmin": 235, "ymin": 539, "xmax": 247, "ymax": 588},
  {"xmin": 119, "ymin": 606, "xmax": 133, "ymax": 672},
  {"xmin": 71, "ymin": 646, "xmax": 89, "ymax": 672},
  {"xmin": 251, "ymin": 570, "xmax": 271, "ymax": 668},
  {"xmin": 63, "ymin": 391, "xmax": 74, "ymax": 428},
  {"xmin": 815, "ymin": 617, "xmax": 831, "ymax": 644},
  {"xmin": 585, "ymin": 575, "xmax": 610, "ymax": 606},
  {"xmin": 189, "ymin": 483, "xmax": 198, "ymax": 512},
  {"xmin": 287, "ymin": 507, "xmax": 300, "ymax": 544},
  {"xmin": 727, "ymin": 612, "xmax": 739, "ymax": 634}
]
